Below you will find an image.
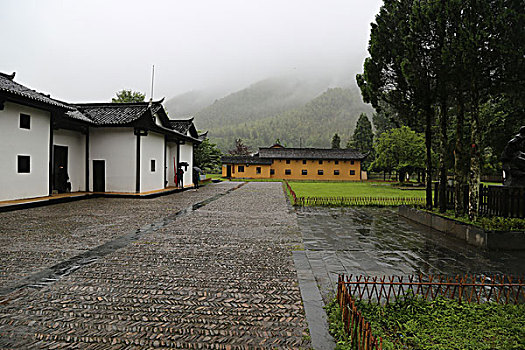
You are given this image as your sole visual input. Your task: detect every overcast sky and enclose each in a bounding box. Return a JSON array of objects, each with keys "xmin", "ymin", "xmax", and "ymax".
[{"xmin": 0, "ymin": 0, "xmax": 383, "ymax": 102}]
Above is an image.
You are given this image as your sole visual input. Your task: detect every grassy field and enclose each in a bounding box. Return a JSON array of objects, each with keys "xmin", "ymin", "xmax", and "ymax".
[{"xmin": 289, "ymin": 181, "xmax": 426, "ymax": 199}]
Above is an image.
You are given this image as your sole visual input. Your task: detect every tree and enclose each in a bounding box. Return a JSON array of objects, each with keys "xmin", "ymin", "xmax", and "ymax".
[
  {"xmin": 229, "ymin": 138, "xmax": 250, "ymax": 155},
  {"xmin": 112, "ymin": 90, "xmax": 145, "ymax": 103},
  {"xmin": 370, "ymin": 127, "xmax": 426, "ymax": 182},
  {"xmin": 331, "ymin": 133, "xmax": 341, "ymax": 149},
  {"xmin": 350, "ymin": 113, "xmax": 374, "ymax": 165},
  {"xmin": 194, "ymin": 138, "xmax": 222, "ymax": 173}
]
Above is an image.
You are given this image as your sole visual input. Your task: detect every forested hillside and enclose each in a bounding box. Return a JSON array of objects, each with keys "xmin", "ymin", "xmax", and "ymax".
[
  {"xmin": 194, "ymin": 76, "xmax": 331, "ymax": 130},
  {"xmin": 206, "ymin": 87, "xmax": 374, "ymax": 151}
]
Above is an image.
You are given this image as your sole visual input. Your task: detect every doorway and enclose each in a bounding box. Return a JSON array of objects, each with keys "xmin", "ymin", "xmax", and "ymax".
[
  {"xmin": 226, "ymin": 165, "xmax": 231, "ymax": 178},
  {"xmin": 53, "ymin": 145, "xmax": 68, "ymax": 192},
  {"xmin": 93, "ymin": 160, "xmax": 105, "ymax": 192}
]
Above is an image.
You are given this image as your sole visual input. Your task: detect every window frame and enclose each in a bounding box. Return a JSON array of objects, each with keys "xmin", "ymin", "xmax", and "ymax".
[
  {"xmin": 17, "ymin": 155, "xmax": 30, "ymax": 173},
  {"xmin": 238, "ymin": 165, "xmax": 245, "ymax": 173},
  {"xmin": 285, "ymin": 169, "xmax": 291, "ymax": 175},
  {"xmin": 334, "ymin": 169, "xmax": 340, "ymax": 175},
  {"xmin": 256, "ymin": 166, "xmax": 261, "ymax": 174},
  {"xmin": 150, "ymin": 159, "xmax": 156, "ymax": 172},
  {"xmin": 19, "ymin": 113, "xmax": 31, "ymax": 129},
  {"xmin": 318, "ymin": 169, "xmax": 324, "ymax": 175},
  {"xmin": 302, "ymin": 169, "xmax": 308, "ymax": 176},
  {"xmin": 350, "ymin": 170, "xmax": 356, "ymax": 175}
]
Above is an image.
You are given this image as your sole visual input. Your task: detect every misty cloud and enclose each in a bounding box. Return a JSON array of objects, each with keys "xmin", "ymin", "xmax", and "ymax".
[{"xmin": 0, "ymin": 0, "xmax": 382, "ymax": 102}]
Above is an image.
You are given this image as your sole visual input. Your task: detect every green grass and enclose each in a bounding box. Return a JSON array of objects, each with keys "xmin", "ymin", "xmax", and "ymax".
[
  {"xmin": 327, "ymin": 296, "xmax": 525, "ymax": 350},
  {"xmin": 428, "ymin": 209, "xmax": 525, "ymax": 231},
  {"xmin": 289, "ymin": 181, "xmax": 426, "ymax": 199}
]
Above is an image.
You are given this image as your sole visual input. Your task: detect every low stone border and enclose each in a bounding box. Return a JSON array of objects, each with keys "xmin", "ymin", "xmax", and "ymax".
[{"xmin": 399, "ymin": 206, "xmax": 525, "ymax": 250}]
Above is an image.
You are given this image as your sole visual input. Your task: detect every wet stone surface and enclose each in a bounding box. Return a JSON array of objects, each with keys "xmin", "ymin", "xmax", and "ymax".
[
  {"xmin": 0, "ymin": 183, "xmax": 239, "ymax": 288},
  {"xmin": 0, "ymin": 182, "xmax": 309, "ymax": 348},
  {"xmin": 296, "ymin": 207, "xmax": 525, "ymax": 301}
]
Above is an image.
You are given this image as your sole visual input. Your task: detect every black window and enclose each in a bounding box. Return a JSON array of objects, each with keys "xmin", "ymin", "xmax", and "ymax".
[
  {"xmin": 150, "ymin": 159, "xmax": 156, "ymax": 172},
  {"xmin": 19, "ymin": 114, "xmax": 30, "ymax": 129},
  {"xmin": 335, "ymin": 160, "xmax": 339, "ymax": 164},
  {"xmin": 334, "ymin": 170, "xmax": 340, "ymax": 175},
  {"xmin": 17, "ymin": 155, "xmax": 30, "ymax": 173},
  {"xmin": 350, "ymin": 170, "xmax": 356, "ymax": 175},
  {"xmin": 285, "ymin": 169, "xmax": 291, "ymax": 175},
  {"xmin": 270, "ymin": 169, "xmax": 275, "ymax": 175},
  {"xmin": 351, "ymin": 160, "xmax": 355, "ymax": 165},
  {"xmin": 256, "ymin": 167, "xmax": 261, "ymax": 174},
  {"xmin": 238, "ymin": 165, "xmax": 244, "ymax": 172},
  {"xmin": 302, "ymin": 160, "xmax": 307, "ymax": 164},
  {"xmin": 302, "ymin": 169, "xmax": 308, "ymax": 175},
  {"xmin": 319, "ymin": 160, "xmax": 323, "ymax": 164},
  {"xmin": 286, "ymin": 159, "xmax": 290, "ymax": 164},
  {"xmin": 318, "ymin": 170, "xmax": 323, "ymax": 175}
]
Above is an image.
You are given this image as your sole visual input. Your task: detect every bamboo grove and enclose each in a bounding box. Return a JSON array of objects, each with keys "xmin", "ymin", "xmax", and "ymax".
[{"xmin": 357, "ymin": 0, "xmax": 524, "ymax": 219}]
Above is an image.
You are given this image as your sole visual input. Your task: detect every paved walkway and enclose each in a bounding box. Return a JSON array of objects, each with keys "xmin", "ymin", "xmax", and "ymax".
[
  {"xmin": 0, "ymin": 182, "xmax": 310, "ymax": 349},
  {"xmin": 296, "ymin": 206, "xmax": 525, "ymax": 301}
]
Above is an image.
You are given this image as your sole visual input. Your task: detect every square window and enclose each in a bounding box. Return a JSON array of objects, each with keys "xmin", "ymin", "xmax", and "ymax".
[
  {"xmin": 150, "ymin": 159, "xmax": 156, "ymax": 172},
  {"xmin": 17, "ymin": 155, "xmax": 30, "ymax": 173},
  {"xmin": 318, "ymin": 169, "xmax": 324, "ymax": 175},
  {"xmin": 20, "ymin": 114, "xmax": 30, "ymax": 129},
  {"xmin": 335, "ymin": 160, "xmax": 339, "ymax": 164},
  {"xmin": 319, "ymin": 160, "xmax": 323, "ymax": 164},
  {"xmin": 256, "ymin": 167, "xmax": 261, "ymax": 174},
  {"xmin": 286, "ymin": 159, "xmax": 290, "ymax": 164},
  {"xmin": 302, "ymin": 169, "xmax": 308, "ymax": 175},
  {"xmin": 285, "ymin": 169, "xmax": 291, "ymax": 175},
  {"xmin": 302, "ymin": 160, "xmax": 307, "ymax": 164},
  {"xmin": 351, "ymin": 160, "xmax": 355, "ymax": 165},
  {"xmin": 270, "ymin": 169, "xmax": 275, "ymax": 175},
  {"xmin": 238, "ymin": 165, "xmax": 244, "ymax": 172},
  {"xmin": 350, "ymin": 170, "xmax": 356, "ymax": 175},
  {"xmin": 334, "ymin": 170, "xmax": 340, "ymax": 175}
]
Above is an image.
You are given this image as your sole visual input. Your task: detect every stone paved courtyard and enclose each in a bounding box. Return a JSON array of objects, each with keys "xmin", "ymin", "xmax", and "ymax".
[
  {"xmin": 0, "ymin": 182, "xmax": 310, "ymax": 349},
  {"xmin": 296, "ymin": 206, "xmax": 525, "ymax": 301}
]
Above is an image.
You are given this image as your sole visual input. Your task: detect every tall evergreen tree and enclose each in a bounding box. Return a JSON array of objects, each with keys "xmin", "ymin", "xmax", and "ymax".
[{"xmin": 331, "ymin": 133, "xmax": 341, "ymax": 149}]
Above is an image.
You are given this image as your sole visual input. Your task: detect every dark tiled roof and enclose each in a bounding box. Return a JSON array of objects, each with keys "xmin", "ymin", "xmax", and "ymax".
[
  {"xmin": 0, "ymin": 72, "xmax": 73, "ymax": 110},
  {"xmin": 65, "ymin": 110, "xmax": 93, "ymax": 124},
  {"xmin": 258, "ymin": 147, "xmax": 367, "ymax": 160},
  {"xmin": 73, "ymin": 102, "xmax": 166, "ymax": 126},
  {"xmin": 198, "ymin": 131, "xmax": 208, "ymax": 141},
  {"xmin": 221, "ymin": 155, "xmax": 273, "ymax": 165},
  {"xmin": 169, "ymin": 118, "xmax": 194, "ymax": 134}
]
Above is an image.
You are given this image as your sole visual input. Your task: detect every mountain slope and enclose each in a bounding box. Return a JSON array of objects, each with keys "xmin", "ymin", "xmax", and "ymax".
[
  {"xmin": 208, "ymin": 87, "xmax": 374, "ymax": 151},
  {"xmin": 194, "ymin": 76, "xmax": 331, "ymax": 129}
]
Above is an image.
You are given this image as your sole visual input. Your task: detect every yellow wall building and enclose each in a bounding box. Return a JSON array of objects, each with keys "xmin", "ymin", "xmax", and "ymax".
[{"xmin": 222, "ymin": 145, "xmax": 367, "ymax": 181}]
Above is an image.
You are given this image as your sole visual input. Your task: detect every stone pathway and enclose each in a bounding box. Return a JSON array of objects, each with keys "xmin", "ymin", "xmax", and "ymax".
[
  {"xmin": 0, "ymin": 182, "xmax": 310, "ymax": 349},
  {"xmin": 296, "ymin": 206, "xmax": 525, "ymax": 301}
]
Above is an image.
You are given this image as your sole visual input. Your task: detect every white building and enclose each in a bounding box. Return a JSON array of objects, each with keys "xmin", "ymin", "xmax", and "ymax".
[{"xmin": 0, "ymin": 72, "xmax": 202, "ymax": 202}]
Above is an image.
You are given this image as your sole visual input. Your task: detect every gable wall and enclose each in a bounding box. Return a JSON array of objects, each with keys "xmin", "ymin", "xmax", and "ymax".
[
  {"xmin": 140, "ymin": 131, "xmax": 165, "ymax": 192},
  {"xmin": 0, "ymin": 101, "xmax": 50, "ymax": 201}
]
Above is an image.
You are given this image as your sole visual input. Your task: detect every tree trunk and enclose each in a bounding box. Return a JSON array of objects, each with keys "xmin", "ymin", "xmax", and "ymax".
[
  {"xmin": 438, "ymin": 98, "xmax": 448, "ymax": 213},
  {"xmin": 425, "ymin": 106, "xmax": 433, "ymax": 209},
  {"xmin": 454, "ymin": 96, "xmax": 466, "ymax": 217},
  {"xmin": 468, "ymin": 94, "xmax": 481, "ymax": 220}
]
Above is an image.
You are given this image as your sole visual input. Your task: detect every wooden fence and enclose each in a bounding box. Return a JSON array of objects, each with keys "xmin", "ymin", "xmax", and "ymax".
[
  {"xmin": 435, "ymin": 183, "xmax": 525, "ymax": 218},
  {"xmin": 337, "ymin": 273, "xmax": 525, "ymax": 349}
]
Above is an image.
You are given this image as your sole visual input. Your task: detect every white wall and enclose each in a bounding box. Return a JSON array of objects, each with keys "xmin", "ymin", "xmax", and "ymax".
[
  {"xmin": 166, "ymin": 142, "xmax": 178, "ymax": 187},
  {"xmin": 140, "ymin": 131, "xmax": 165, "ymax": 192},
  {"xmin": 89, "ymin": 127, "xmax": 136, "ymax": 192},
  {"xmin": 180, "ymin": 142, "xmax": 193, "ymax": 187},
  {"xmin": 53, "ymin": 129, "xmax": 86, "ymax": 192},
  {"xmin": 0, "ymin": 102, "xmax": 50, "ymax": 201}
]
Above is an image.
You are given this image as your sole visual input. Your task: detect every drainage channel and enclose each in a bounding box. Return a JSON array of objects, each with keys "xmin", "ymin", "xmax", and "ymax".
[{"xmin": 0, "ymin": 182, "xmax": 245, "ymax": 298}]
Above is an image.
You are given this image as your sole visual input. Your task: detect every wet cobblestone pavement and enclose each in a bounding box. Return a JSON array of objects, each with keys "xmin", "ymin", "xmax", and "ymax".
[
  {"xmin": 0, "ymin": 182, "xmax": 310, "ymax": 349},
  {"xmin": 296, "ymin": 207, "xmax": 525, "ymax": 301}
]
